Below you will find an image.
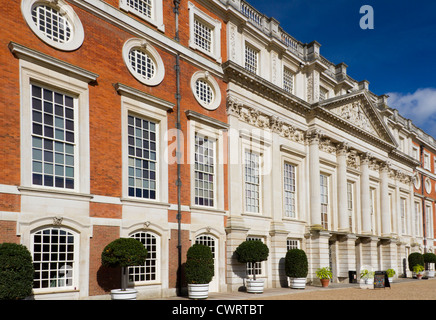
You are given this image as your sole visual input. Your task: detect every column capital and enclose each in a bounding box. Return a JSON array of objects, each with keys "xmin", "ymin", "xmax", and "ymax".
[
  {"xmin": 336, "ymin": 141, "xmax": 349, "ymax": 156},
  {"xmin": 305, "ymin": 128, "xmax": 323, "ymax": 144},
  {"xmin": 360, "ymin": 152, "xmax": 372, "ymax": 165},
  {"xmin": 380, "ymin": 160, "xmax": 391, "ymax": 173}
]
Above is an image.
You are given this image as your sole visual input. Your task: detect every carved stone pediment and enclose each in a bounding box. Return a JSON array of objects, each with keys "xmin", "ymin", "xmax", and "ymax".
[{"xmin": 331, "ymin": 100, "xmax": 377, "ymax": 136}]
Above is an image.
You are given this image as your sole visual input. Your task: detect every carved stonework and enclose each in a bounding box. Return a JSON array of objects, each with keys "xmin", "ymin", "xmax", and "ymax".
[
  {"xmin": 346, "ymin": 150, "xmax": 360, "ymax": 169},
  {"xmin": 53, "ymin": 216, "xmax": 63, "ymax": 226},
  {"xmin": 360, "ymin": 152, "xmax": 372, "ymax": 166},
  {"xmin": 307, "ymin": 73, "xmax": 313, "ymax": 103},
  {"xmin": 332, "ymin": 100, "xmax": 377, "ymax": 135},
  {"xmin": 336, "ymin": 141, "xmax": 349, "ymax": 156},
  {"xmin": 369, "ymin": 159, "xmax": 380, "ymax": 171},
  {"xmin": 305, "ymin": 128, "xmax": 323, "ymax": 144},
  {"xmin": 227, "ymin": 95, "xmax": 305, "ymax": 144},
  {"xmin": 229, "ymin": 24, "xmax": 236, "ymax": 61},
  {"xmin": 319, "ymin": 138, "xmax": 337, "ymax": 154}
]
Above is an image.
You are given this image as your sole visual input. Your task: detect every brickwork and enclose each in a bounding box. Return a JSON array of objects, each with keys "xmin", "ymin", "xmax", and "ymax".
[{"xmin": 0, "ymin": 221, "xmax": 19, "ymax": 244}]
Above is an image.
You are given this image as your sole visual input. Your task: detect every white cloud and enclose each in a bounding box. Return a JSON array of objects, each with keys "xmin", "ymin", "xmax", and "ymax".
[{"xmin": 387, "ymin": 88, "xmax": 436, "ymax": 137}]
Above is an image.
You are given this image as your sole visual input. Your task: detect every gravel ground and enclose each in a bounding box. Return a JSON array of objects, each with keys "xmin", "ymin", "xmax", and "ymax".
[{"xmin": 251, "ymin": 278, "xmax": 436, "ymax": 300}]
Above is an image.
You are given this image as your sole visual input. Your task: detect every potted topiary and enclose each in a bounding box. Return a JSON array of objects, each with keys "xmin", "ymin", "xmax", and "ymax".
[
  {"xmin": 0, "ymin": 243, "xmax": 34, "ymax": 300},
  {"xmin": 423, "ymin": 252, "xmax": 436, "ymax": 278},
  {"xmin": 413, "ymin": 265, "xmax": 425, "ymax": 279},
  {"xmin": 316, "ymin": 267, "xmax": 332, "ymax": 288},
  {"xmin": 408, "ymin": 252, "xmax": 424, "ymax": 278},
  {"xmin": 101, "ymin": 238, "xmax": 148, "ymax": 300},
  {"xmin": 285, "ymin": 249, "xmax": 308, "ymax": 289},
  {"xmin": 185, "ymin": 244, "xmax": 214, "ymax": 299},
  {"xmin": 386, "ymin": 268, "xmax": 396, "ymax": 283},
  {"xmin": 235, "ymin": 240, "xmax": 269, "ymax": 293}
]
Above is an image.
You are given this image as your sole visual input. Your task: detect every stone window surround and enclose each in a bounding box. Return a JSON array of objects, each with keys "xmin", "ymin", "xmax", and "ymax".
[
  {"xmin": 122, "ymin": 38, "xmax": 165, "ymax": 87},
  {"xmin": 188, "ymin": 1, "xmax": 222, "ymax": 63},
  {"xmin": 190, "ymin": 71, "xmax": 222, "ymax": 111},
  {"xmin": 119, "ymin": 0, "xmax": 164, "ymax": 32},
  {"xmin": 21, "ymin": 0, "xmax": 85, "ymax": 51}
]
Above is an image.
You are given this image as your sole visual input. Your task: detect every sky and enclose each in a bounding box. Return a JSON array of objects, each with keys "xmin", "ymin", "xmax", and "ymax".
[{"xmin": 245, "ymin": 0, "xmax": 436, "ymax": 137}]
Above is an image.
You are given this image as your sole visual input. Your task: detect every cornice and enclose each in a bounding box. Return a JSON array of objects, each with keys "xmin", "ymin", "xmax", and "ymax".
[{"xmin": 222, "ymin": 60, "xmax": 311, "ymax": 117}]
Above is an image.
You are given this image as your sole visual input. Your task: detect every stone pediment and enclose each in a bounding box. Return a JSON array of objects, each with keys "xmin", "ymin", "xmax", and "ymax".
[{"xmin": 318, "ymin": 91, "xmax": 397, "ymax": 148}]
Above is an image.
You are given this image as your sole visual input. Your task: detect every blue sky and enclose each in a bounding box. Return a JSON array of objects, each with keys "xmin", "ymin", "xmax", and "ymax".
[{"xmin": 245, "ymin": 0, "xmax": 436, "ymax": 137}]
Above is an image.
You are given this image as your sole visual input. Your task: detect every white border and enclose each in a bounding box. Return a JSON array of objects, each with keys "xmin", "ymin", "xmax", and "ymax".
[
  {"xmin": 190, "ymin": 71, "xmax": 221, "ymax": 111},
  {"xmin": 21, "ymin": 0, "xmax": 85, "ymax": 51},
  {"xmin": 119, "ymin": 0, "xmax": 164, "ymax": 32},
  {"xmin": 122, "ymin": 38, "xmax": 165, "ymax": 86}
]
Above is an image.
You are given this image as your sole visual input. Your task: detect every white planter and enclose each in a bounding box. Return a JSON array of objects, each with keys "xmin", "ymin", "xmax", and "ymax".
[
  {"xmin": 289, "ymin": 277, "xmax": 306, "ymax": 289},
  {"xmin": 388, "ymin": 277, "xmax": 394, "ymax": 283},
  {"xmin": 426, "ymin": 270, "xmax": 435, "ymax": 278},
  {"xmin": 188, "ymin": 284, "xmax": 209, "ymax": 299},
  {"xmin": 246, "ymin": 279, "xmax": 264, "ymax": 294},
  {"xmin": 111, "ymin": 289, "xmax": 138, "ymax": 300},
  {"xmin": 360, "ymin": 278, "xmax": 374, "ymax": 289}
]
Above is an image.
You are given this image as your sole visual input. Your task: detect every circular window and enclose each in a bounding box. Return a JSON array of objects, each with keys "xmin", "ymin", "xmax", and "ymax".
[
  {"xmin": 191, "ymin": 71, "xmax": 221, "ymax": 110},
  {"xmin": 21, "ymin": 0, "xmax": 84, "ymax": 51},
  {"xmin": 122, "ymin": 38, "xmax": 165, "ymax": 86}
]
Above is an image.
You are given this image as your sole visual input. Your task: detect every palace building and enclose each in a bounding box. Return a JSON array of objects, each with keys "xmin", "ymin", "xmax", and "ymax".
[{"xmin": 0, "ymin": 0, "xmax": 433, "ymax": 299}]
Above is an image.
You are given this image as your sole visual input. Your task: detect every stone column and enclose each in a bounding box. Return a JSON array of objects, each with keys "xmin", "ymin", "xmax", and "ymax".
[
  {"xmin": 225, "ymin": 217, "xmax": 249, "ymax": 292},
  {"xmin": 337, "ymin": 142, "xmax": 349, "ymax": 232},
  {"xmin": 337, "ymin": 234, "xmax": 357, "ymax": 281},
  {"xmin": 307, "ymin": 129, "xmax": 322, "ymax": 228},
  {"xmin": 380, "ymin": 162, "xmax": 391, "ymax": 237},
  {"xmin": 360, "ymin": 153, "xmax": 371, "ymax": 234}
]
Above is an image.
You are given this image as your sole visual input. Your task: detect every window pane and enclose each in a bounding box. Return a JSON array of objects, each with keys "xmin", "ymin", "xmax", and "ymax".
[
  {"xmin": 194, "ymin": 135, "xmax": 215, "ymax": 207},
  {"xmin": 31, "ymin": 84, "xmax": 75, "ymax": 189}
]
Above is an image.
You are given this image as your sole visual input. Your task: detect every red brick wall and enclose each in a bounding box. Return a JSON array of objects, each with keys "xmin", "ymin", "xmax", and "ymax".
[
  {"xmin": 168, "ymin": 229, "xmax": 191, "ymax": 289},
  {"xmin": 0, "ymin": 194, "xmax": 20, "ymax": 212},
  {"xmin": 0, "ymin": 221, "xmax": 19, "ymax": 244},
  {"xmin": 88, "ymin": 225, "xmax": 120, "ymax": 296},
  {"xmin": 89, "ymin": 202, "xmax": 122, "ymax": 219}
]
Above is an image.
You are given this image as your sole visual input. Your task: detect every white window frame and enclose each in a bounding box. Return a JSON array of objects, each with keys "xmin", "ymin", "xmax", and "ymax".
[
  {"xmin": 286, "ymin": 238, "xmax": 300, "ymax": 251},
  {"xmin": 424, "ymin": 151, "xmax": 431, "ymax": 170},
  {"xmin": 320, "ymin": 173, "xmax": 329, "ymax": 229},
  {"xmin": 283, "ymin": 67, "xmax": 295, "ymax": 94},
  {"xmin": 283, "ymin": 162, "xmax": 296, "ymax": 218},
  {"xmin": 187, "ymin": 111, "xmax": 227, "ymax": 212},
  {"xmin": 244, "ymin": 150, "xmax": 261, "ymax": 214},
  {"xmin": 414, "ymin": 200, "xmax": 421, "ymax": 237},
  {"xmin": 244, "ymin": 42, "xmax": 259, "ymax": 75},
  {"xmin": 188, "ymin": 2, "xmax": 222, "ymax": 62},
  {"xmin": 412, "ymin": 146, "xmax": 419, "ymax": 161},
  {"xmin": 119, "ymin": 0, "xmax": 164, "ymax": 32},
  {"xmin": 426, "ymin": 204, "xmax": 434, "ymax": 240},
  {"xmin": 15, "ymin": 45, "xmax": 94, "ymax": 194},
  {"xmin": 128, "ymin": 230, "xmax": 161, "ymax": 285},
  {"xmin": 30, "ymin": 226, "xmax": 80, "ymax": 294},
  {"xmin": 122, "ymin": 38, "xmax": 165, "ymax": 87},
  {"xmin": 347, "ymin": 181, "xmax": 354, "ymax": 232},
  {"xmin": 400, "ymin": 197, "xmax": 407, "ymax": 234},
  {"xmin": 190, "ymin": 71, "xmax": 222, "ymax": 111},
  {"xmin": 21, "ymin": 0, "xmax": 85, "ymax": 51},
  {"xmin": 116, "ymin": 83, "xmax": 172, "ymax": 204}
]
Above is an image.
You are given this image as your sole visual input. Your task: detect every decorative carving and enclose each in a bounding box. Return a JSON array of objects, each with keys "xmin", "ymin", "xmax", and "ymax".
[
  {"xmin": 307, "ymin": 73, "xmax": 313, "ymax": 103},
  {"xmin": 319, "ymin": 138, "xmax": 337, "ymax": 154},
  {"xmin": 305, "ymin": 128, "xmax": 323, "ymax": 144},
  {"xmin": 336, "ymin": 141, "xmax": 349, "ymax": 156},
  {"xmin": 360, "ymin": 152, "xmax": 372, "ymax": 166},
  {"xmin": 332, "ymin": 100, "xmax": 377, "ymax": 135},
  {"xmin": 346, "ymin": 150, "xmax": 360, "ymax": 169},
  {"xmin": 53, "ymin": 216, "xmax": 63, "ymax": 226},
  {"xmin": 144, "ymin": 221, "xmax": 151, "ymax": 228},
  {"xmin": 369, "ymin": 159, "xmax": 380, "ymax": 171},
  {"xmin": 227, "ymin": 95, "xmax": 305, "ymax": 144}
]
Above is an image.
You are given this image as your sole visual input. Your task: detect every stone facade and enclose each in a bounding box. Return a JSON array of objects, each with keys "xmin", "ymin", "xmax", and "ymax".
[{"xmin": 0, "ymin": 0, "xmax": 433, "ymax": 299}]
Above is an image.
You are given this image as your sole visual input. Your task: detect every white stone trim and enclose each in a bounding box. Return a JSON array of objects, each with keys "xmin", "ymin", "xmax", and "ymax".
[
  {"xmin": 21, "ymin": 0, "xmax": 85, "ymax": 51},
  {"xmin": 190, "ymin": 71, "xmax": 222, "ymax": 111},
  {"xmin": 122, "ymin": 38, "xmax": 165, "ymax": 86},
  {"xmin": 119, "ymin": 0, "xmax": 164, "ymax": 32},
  {"xmin": 188, "ymin": 1, "xmax": 222, "ymax": 63}
]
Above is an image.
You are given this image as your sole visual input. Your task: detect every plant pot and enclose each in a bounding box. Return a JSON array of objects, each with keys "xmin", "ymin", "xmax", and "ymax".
[
  {"xmin": 388, "ymin": 277, "xmax": 394, "ymax": 283},
  {"xmin": 289, "ymin": 277, "xmax": 306, "ymax": 289},
  {"xmin": 416, "ymin": 273, "xmax": 423, "ymax": 280},
  {"xmin": 188, "ymin": 283, "xmax": 209, "ymax": 299},
  {"xmin": 360, "ymin": 278, "xmax": 374, "ymax": 289},
  {"xmin": 246, "ymin": 279, "xmax": 264, "ymax": 294},
  {"xmin": 111, "ymin": 288, "xmax": 138, "ymax": 300},
  {"xmin": 320, "ymin": 278, "xmax": 330, "ymax": 288},
  {"xmin": 426, "ymin": 270, "xmax": 435, "ymax": 278}
]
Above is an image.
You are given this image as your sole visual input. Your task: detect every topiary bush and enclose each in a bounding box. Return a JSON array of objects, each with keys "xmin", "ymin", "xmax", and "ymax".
[
  {"xmin": 101, "ymin": 238, "xmax": 148, "ymax": 290},
  {"xmin": 0, "ymin": 243, "xmax": 35, "ymax": 300},
  {"xmin": 185, "ymin": 244, "xmax": 214, "ymax": 284},
  {"xmin": 285, "ymin": 249, "xmax": 308, "ymax": 278},
  {"xmin": 408, "ymin": 252, "xmax": 424, "ymax": 272},
  {"xmin": 423, "ymin": 252, "xmax": 436, "ymax": 264},
  {"xmin": 235, "ymin": 240, "xmax": 269, "ymax": 280}
]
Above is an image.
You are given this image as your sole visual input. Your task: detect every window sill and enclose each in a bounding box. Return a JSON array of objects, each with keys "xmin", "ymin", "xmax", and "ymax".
[{"xmin": 18, "ymin": 186, "xmax": 93, "ymax": 201}]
